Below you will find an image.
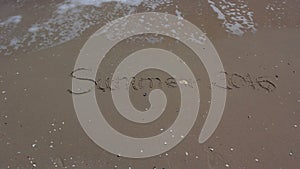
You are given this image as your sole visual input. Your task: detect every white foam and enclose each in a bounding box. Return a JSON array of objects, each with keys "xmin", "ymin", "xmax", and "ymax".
[
  {"xmin": 28, "ymin": 25, "xmax": 40, "ymax": 33},
  {"xmin": 0, "ymin": 15, "xmax": 22, "ymax": 27},
  {"xmin": 175, "ymin": 6, "xmax": 183, "ymax": 20},
  {"xmin": 208, "ymin": 2, "xmax": 225, "ymax": 20},
  {"xmin": 208, "ymin": 0, "xmax": 257, "ymax": 36}
]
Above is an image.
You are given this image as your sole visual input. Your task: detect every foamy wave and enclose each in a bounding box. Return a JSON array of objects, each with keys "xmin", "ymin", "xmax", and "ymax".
[
  {"xmin": 0, "ymin": 0, "xmax": 173, "ymax": 56},
  {"xmin": 208, "ymin": 0, "xmax": 257, "ymax": 36}
]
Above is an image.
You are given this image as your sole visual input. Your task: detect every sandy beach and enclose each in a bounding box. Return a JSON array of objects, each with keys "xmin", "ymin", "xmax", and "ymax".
[{"xmin": 0, "ymin": 0, "xmax": 299, "ymax": 168}]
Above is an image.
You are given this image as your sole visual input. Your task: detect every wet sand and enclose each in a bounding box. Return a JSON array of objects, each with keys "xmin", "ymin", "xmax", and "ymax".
[{"xmin": 0, "ymin": 0, "xmax": 300, "ymax": 168}]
